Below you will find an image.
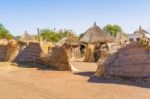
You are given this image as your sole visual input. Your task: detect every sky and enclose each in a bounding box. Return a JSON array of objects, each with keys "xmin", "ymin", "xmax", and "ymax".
[{"xmin": 0, "ymin": 0, "xmax": 150, "ymax": 36}]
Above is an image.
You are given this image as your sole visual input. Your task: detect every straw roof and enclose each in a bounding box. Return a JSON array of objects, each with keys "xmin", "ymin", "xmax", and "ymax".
[
  {"xmin": 116, "ymin": 32, "xmax": 127, "ymax": 42},
  {"xmin": 20, "ymin": 31, "xmax": 32, "ymax": 41},
  {"xmin": 134, "ymin": 26, "xmax": 149, "ymax": 34},
  {"xmin": 133, "ymin": 26, "xmax": 150, "ymax": 38},
  {"xmin": 80, "ymin": 23, "xmax": 113, "ymax": 43}
]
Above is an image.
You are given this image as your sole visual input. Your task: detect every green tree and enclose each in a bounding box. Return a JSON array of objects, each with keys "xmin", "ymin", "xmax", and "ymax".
[
  {"xmin": 65, "ymin": 30, "xmax": 78, "ymax": 43},
  {"xmin": 103, "ymin": 24, "xmax": 122, "ymax": 37},
  {"xmin": 40, "ymin": 28, "xmax": 78, "ymax": 42},
  {"xmin": 40, "ymin": 28, "xmax": 61, "ymax": 42},
  {"xmin": 0, "ymin": 23, "xmax": 13, "ymax": 40}
]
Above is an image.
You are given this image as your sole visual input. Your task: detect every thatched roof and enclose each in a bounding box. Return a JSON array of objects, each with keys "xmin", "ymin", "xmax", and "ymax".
[
  {"xmin": 134, "ymin": 26, "xmax": 149, "ymax": 34},
  {"xmin": 116, "ymin": 32, "xmax": 127, "ymax": 42},
  {"xmin": 80, "ymin": 23, "xmax": 113, "ymax": 43},
  {"xmin": 20, "ymin": 31, "xmax": 32, "ymax": 41},
  {"xmin": 133, "ymin": 26, "xmax": 150, "ymax": 38}
]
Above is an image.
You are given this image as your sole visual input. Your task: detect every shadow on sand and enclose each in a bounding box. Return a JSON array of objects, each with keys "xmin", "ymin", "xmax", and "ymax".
[
  {"xmin": 11, "ymin": 62, "xmax": 58, "ymax": 71},
  {"xmin": 75, "ymin": 71, "xmax": 150, "ymax": 89}
]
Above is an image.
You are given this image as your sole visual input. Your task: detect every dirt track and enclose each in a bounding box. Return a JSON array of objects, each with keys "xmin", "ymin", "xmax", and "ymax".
[{"xmin": 0, "ymin": 62, "xmax": 150, "ymax": 99}]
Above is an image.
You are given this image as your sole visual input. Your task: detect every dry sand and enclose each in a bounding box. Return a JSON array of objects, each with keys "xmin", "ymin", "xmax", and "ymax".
[{"xmin": 0, "ymin": 62, "xmax": 149, "ymax": 99}]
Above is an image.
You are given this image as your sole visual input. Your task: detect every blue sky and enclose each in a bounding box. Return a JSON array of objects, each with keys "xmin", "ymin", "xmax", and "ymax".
[{"xmin": 0, "ymin": 0, "xmax": 150, "ymax": 35}]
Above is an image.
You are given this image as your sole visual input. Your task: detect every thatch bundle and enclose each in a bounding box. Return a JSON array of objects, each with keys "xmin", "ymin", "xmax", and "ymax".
[
  {"xmin": 84, "ymin": 44, "xmax": 95, "ymax": 62},
  {"xmin": 40, "ymin": 42, "xmax": 53, "ymax": 56},
  {"xmin": 0, "ymin": 39, "xmax": 8, "ymax": 45},
  {"xmin": 96, "ymin": 42, "xmax": 150, "ymax": 78},
  {"xmin": 140, "ymin": 36, "xmax": 150, "ymax": 49},
  {"xmin": 41, "ymin": 43, "xmax": 72, "ymax": 70},
  {"xmin": 14, "ymin": 42, "xmax": 42, "ymax": 64},
  {"xmin": 6, "ymin": 40, "xmax": 20, "ymax": 61}
]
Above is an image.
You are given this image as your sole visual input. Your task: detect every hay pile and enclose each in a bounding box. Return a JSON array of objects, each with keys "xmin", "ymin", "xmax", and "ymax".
[
  {"xmin": 96, "ymin": 42, "xmax": 150, "ymax": 78},
  {"xmin": 6, "ymin": 40, "xmax": 20, "ymax": 61},
  {"xmin": 40, "ymin": 42, "xmax": 53, "ymax": 56},
  {"xmin": 84, "ymin": 44, "xmax": 95, "ymax": 62},
  {"xmin": 95, "ymin": 49, "xmax": 108, "ymax": 76},
  {"xmin": 41, "ymin": 44, "xmax": 72, "ymax": 71},
  {"xmin": 14, "ymin": 42, "xmax": 42, "ymax": 64}
]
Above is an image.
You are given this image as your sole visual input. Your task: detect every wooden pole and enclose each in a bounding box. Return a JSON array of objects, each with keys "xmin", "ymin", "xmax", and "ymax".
[{"xmin": 37, "ymin": 28, "xmax": 40, "ymax": 42}]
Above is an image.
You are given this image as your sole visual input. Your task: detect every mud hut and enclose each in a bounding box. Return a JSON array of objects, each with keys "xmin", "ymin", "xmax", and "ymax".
[
  {"xmin": 96, "ymin": 41, "xmax": 150, "ymax": 78},
  {"xmin": 79, "ymin": 23, "xmax": 113, "ymax": 62}
]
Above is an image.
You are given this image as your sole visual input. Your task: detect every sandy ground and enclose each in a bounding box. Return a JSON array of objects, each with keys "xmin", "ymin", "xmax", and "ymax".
[{"xmin": 0, "ymin": 61, "xmax": 150, "ymax": 99}]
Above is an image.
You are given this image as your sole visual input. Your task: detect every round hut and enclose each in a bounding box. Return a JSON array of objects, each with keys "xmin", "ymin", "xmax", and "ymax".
[
  {"xmin": 79, "ymin": 23, "xmax": 113, "ymax": 62},
  {"xmin": 128, "ymin": 26, "xmax": 150, "ymax": 42}
]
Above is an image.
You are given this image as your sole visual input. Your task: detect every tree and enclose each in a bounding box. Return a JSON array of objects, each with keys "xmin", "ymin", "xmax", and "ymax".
[
  {"xmin": 40, "ymin": 28, "xmax": 61, "ymax": 42},
  {"xmin": 64, "ymin": 30, "xmax": 78, "ymax": 43},
  {"xmin": 0, "ymin": 23, "xmax": 13, "ymax": 40},
  {"xmin": 40, "ymin": 28, "xmax": 78, "ymax": 42},
  {"xmin": 103, "ymin": 24, "xmax": 122, "ymax": 37}
]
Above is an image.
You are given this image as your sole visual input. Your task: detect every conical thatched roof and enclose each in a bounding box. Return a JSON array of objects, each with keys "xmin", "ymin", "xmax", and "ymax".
[
  {"xmin": 80, "ymin": 23, "xmax": 113, "ymax": 43},
  {"xmin": 20, "ymin": 31, "xmax": 32, "ymax": 41},
  {"xmin": 134, "ymin": 26, "xmax": 149, "ymax": 34},
  {"xmin": 116, "ymin": 32, "xmax": 127, "ymax": 42},
  {"xmin": 133, "ymin": 26, "xmax": 150, "ymax": 38}
]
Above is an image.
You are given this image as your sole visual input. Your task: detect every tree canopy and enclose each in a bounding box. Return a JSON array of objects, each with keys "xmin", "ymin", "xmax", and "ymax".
[
  {"xmin": 40, "ymin": 28, "xmax": 78, "ymax": 42},
  {"xmin": 40, "ymin": 29, "xmax": 61, "ymax": 42},
  {"xmin": 0, "ymin": 23, "xmax": 13, "ymax": 40},
  {"xmin": 103, "ymin": 24, "xmax": 123, "ymax": 37}
]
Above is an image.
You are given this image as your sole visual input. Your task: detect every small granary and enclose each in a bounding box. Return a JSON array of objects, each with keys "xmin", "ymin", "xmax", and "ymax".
[
  {"xmin": 79, "ymin": 23, "xmax": 114, "ymax": 62},
  {"xmin": 96, "ymin": 37, "xmax": 150, "ymax": 81}
]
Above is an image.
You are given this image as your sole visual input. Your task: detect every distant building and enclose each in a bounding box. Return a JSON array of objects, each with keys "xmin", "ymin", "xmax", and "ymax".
[{"xmin": 128, "ymin": 26, "xmax": 150, "ymax": 42}]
